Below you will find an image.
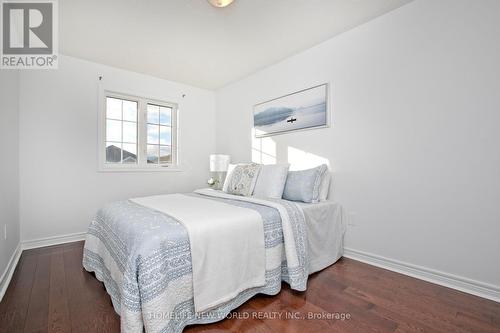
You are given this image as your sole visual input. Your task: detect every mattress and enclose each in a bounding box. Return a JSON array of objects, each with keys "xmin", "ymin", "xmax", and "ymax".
[{"xmin": 296, "ymin": 201, "xmax": 347, "ymax": 274}]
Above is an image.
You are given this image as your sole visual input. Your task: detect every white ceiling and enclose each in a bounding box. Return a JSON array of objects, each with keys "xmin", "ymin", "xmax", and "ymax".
[{"xmin": 60, "ymin": 0, "xmax": 412, "ymax": 89}]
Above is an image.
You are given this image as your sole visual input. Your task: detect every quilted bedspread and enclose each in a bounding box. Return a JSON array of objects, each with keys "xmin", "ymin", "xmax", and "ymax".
[{"xmin": 83, "ymin": 190, "xmax": 308, "ymax": 333}]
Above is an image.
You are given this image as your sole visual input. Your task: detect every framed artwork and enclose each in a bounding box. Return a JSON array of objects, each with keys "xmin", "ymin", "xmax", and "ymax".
[{"xmin": 253, "ymin": 83, "xmax": 329, "ymax": 138}]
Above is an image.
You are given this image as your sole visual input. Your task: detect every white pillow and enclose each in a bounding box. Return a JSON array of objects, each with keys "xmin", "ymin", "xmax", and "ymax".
[
  {"xmin": 253, "ymin": 164, "xmax": 290, "ymax": 199},
  {"xmin": 319, "ymin": 171, "xmax": 331, "ymax": 201},
  {"xmin": 222, "ymin": 164, "xmax": 237, "ymax": 192}
]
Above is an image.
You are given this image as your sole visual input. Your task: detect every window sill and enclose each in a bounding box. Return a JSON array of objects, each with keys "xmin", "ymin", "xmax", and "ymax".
[{"xmin": 98, "ymin": 165, "xmax": 183, "ymax": 173}]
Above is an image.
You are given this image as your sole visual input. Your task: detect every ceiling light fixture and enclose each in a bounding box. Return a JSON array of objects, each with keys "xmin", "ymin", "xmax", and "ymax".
[{"xmin": 208, "ymin": 0, "xmax": 234, "ymax": 8}]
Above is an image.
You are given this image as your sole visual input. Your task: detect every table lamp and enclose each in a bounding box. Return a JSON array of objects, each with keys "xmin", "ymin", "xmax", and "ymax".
[{"xmin": 208, "ymin": 154, "xmax": 230, "ymax": 190}]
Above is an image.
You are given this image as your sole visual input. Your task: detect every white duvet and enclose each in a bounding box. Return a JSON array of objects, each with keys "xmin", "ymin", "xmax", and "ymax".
[{"xmin": 131, "ymin": 192, "xmax": 266, "ymax": 313}]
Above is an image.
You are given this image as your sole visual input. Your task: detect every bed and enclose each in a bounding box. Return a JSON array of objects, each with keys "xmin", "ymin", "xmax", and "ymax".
[{"xmin": 83, "ymin": 188, "xmax": 346, "ymax": 333}]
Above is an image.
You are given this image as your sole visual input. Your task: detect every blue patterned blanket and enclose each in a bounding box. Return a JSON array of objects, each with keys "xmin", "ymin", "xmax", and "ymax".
[{"xmin": 83, "ymin": 191, "xmax": 308, "ymax": 333}]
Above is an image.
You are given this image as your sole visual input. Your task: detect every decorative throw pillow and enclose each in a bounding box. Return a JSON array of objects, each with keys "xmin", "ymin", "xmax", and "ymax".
[
  {"xmin": 223, "ymin": 163, "xmax": 261, "ymax": 196},
  {"xmin": 252, "ymin": 164, "xmax": 290, "ymax": 199},
  {"xmin": 282, "ymin": 164, "xmax": 328, "ymax": 203}
]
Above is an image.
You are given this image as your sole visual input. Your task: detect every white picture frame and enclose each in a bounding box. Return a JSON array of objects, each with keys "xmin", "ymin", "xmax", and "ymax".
[{"xmin": 253, "ymin": 83, "xmax": 329, "ymax": 138}]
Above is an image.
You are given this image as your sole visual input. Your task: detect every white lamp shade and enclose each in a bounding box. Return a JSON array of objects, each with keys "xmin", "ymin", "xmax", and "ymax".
[{"xmin": 210, "ymin": 154, "xmax": 230, "ymax": 172}]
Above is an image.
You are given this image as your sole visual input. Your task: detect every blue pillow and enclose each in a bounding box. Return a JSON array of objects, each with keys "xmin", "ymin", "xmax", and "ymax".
[{"xmin": 282, "ymin": 165, "xmax": 328, "ymax": 203}]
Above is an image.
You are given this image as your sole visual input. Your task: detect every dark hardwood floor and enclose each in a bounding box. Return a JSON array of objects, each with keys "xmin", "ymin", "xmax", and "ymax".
[{"xmin": 1, "ymin": 241, "xmax": 499, "ymax": 333}]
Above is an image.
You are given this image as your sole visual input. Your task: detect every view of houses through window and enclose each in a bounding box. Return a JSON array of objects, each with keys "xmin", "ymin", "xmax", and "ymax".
[
  {"xmin": 104, "ymin": 94, "xmax": 177, "ymax": 169},
  {"xmin": 147, "ymin": 103, "xmax": 173, "ymax": 164},
  {"xmin": 105, "ymin": 97, "xmax": 138, "ymax": 164}
]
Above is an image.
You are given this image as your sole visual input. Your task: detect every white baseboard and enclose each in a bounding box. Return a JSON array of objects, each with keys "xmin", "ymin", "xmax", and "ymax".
[
  {"xmin": 0, "ymin": 232, "xmax": 87, "ymax": 302},
  {"xmin": 344, "ymin": 247, "xmax": 500, "ymax": 303},
  {"xmin": 0, "ymin": 243, "xmax": 22, "ymax": 302},
  {"xmin": 4, "ymin": 237, "xmax": 500, "ymax": 304},
  {"xmin": 21, "ymin": 231, "xmax": 86, "ymax": 250}
]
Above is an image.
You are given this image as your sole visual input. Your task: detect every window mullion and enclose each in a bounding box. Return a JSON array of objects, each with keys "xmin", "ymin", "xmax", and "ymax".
[
  {"xmin": 173, "ymin": 106, "xmax": 177, "ymax": 166},
  {"xmin": 120, "ymin": 100, "xmax": 124, "ymax": 164},
  {"xmin": 138, "ymin": 99, "xmax": 147, "ymax": 167}
]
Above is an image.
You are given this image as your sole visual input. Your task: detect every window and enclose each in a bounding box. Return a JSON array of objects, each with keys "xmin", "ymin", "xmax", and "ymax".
[
  {"xmin": 99, "ymin": 92, "xmax": 178, "ymax": 171},
  {"xmin": 146, "ymin": 104, "xmax": 173, "ymax": 164},
  {"xmin": 105, "ymin": 97, "xmax": 138, "ymax": 164}
]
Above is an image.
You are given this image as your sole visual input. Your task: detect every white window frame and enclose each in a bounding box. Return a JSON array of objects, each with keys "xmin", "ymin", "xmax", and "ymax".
[{"xmin": 98, "ymin": 90, "xmax": 180, "ymax": 172}]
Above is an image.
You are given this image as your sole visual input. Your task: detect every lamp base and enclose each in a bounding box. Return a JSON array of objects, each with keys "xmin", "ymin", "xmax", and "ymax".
[{"xmin": 209, "ymin": 171, "xmax": 227, "ymax": 190}]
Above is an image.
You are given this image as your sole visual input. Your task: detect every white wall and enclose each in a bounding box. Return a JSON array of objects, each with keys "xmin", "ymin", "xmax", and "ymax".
[
  {"xmin": 216, "ymin": 0, "xmax": 500, "ymax": 289},
  {"xmin": 19, "ymin": 55, "xmax": 216, "ymax": 242},
  {"xmin": 0, "ymin": 70, "xmax": 20, "ymax": 283}
]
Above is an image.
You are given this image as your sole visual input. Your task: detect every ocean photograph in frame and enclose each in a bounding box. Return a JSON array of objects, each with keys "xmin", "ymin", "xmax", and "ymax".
[{"xmin": 253, "ymin": 83, "xmax": 329, "ymax": 138}]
